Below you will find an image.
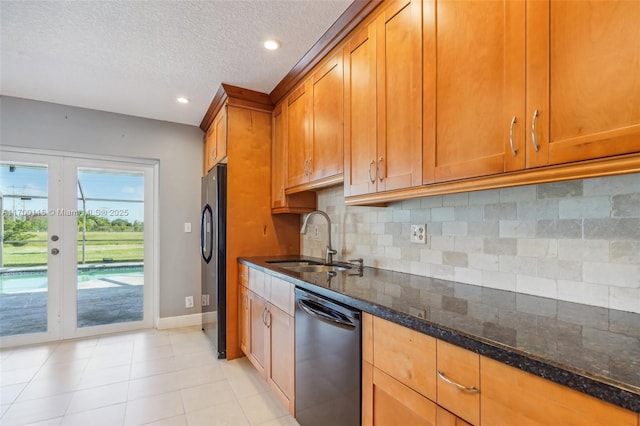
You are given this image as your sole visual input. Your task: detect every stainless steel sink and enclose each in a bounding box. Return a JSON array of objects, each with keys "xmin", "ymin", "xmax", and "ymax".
[
  {"xmin": 281, "ymin": 264, "xmax": 351, "ymax": 273},
  {"xmin": 266, "ymin": 260, "xmax": 323, "ymax": 267}
]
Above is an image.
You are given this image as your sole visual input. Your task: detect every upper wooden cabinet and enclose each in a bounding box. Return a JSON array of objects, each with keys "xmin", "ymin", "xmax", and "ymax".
[
  {"xmin": 272, "ymin": 102, "xmax": 316, "ymax": 214},
  {"xmin": 526, "ymin": 0, "xmax": 640, "ymax": 168},
  {"xmin": 423, "ymin": 0, "xmax": 525, "ymax": 182},
  {"xmin": 284, "ymin": 54, "xmax": 345, "ymax": 191},
  {"xmin": 344, "ymin": 0, "xmax": 423, "ymax": 197},
  {"xmin": 424, "ymin": 0, "xmax": 640, "ymax": 184},
  {"xmin": 203, "ymin": 106, "xmax": 228, "ymax": 175}
]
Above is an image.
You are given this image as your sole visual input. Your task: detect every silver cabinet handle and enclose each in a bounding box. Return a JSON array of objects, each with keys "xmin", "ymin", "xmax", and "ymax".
[
  {"xmin": 437, "ymin": 370, "xmax": 479, "ymax": 394},
  {"xmin": 531, "ymin": 109, "xmax": 540, "ymax": 152},
  {"xmin": 262, "ymin": 307, "xmax": 267, "ymax": 325},
  {"xmin": 308, "ymin": 157, "xmax": 312, "ymax": 176},
  {"xmin": 265, "ymin": 309, "xmax": 271, "ymax": 329},
  {"xmin": 368, "ymin": 160, "xmax": 375, "ymax": 183},
  {"xmin": 509, "ymin": 116, "xmax": 518, "ymax": 157},
  {"xmin": 378, "ymin": 157, "xmax": 384, "ymax": 182}
]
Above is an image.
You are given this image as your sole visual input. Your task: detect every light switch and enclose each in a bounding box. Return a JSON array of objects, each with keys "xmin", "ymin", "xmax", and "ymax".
[{"xmin": 184, "ymin": 222, "xmax": 192, "ymax": 233}]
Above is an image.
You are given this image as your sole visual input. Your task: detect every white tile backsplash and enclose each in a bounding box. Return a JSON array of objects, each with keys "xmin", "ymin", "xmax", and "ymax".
[{"xmin": 300, "ymin": 173, "xmax": 640, "ymax": 313}]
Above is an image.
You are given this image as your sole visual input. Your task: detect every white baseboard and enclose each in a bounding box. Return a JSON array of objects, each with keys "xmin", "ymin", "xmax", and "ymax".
[{"xmin": 156, "ymin": 313, "xmax": 203, "ymax": 330}]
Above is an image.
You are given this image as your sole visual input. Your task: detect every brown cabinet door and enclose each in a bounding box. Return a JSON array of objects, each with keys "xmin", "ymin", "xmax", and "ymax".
[
  {"xmin": 266, "ymin": 304, "xmax": 294, "ymax": 414},
  {"xmin": 214, "ymin": 106, "xmax": 227, "ymax": 164},
  {"xmin": 247, "ymin": 291, "xmax": 267, "ymax": 377},
  {"xmin": 239, "ymin": 284, "xmax": 249, "ymax": 356},
  {"xmin": 363, "ymin": 363, "xmax": 437, "ymax": 426},
  {"xmin": 344, "ymin": 25, "xmax": 377, "ymax": 197},
  {"xmin": 310, "ymin": 54, "xmax": 344, "ymax": 182},
  {"xmin": 481, "ymin": 356, "xmax": 637, "ymax": 426},
  {"xmin": 271, "ymin": 103, "xmax": 287, "ymax": 209},
  {"xmin": 203, "ymin": 125, "xmax": 215, "ymax": 175},
  {"xmin": 424, "ymin": 0, "xmax": 526, "ymax": 182},
  {"xmin": 287, "ymin": 83, "xmax": 311, "ymax": 188},
  {"xmin": 527, "ymin": 0, "xmax": 640, "ymax": 168},
  {"xmin": 377, "ymin": 0, "xmax": 423, "ymax": 191}
]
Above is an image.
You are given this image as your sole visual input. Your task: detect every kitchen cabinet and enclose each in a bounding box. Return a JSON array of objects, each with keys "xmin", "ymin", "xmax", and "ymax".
[
  {"xmin": 526, "ymin": 0, "xmax": 640, "ymax": 167},
  {"xmin": 480, "ymin": 356, "xmax": 638, "ymax": 426},
  {"xmin": 424, "ymin": 0, "xmax": 640, "ymax": 183},
  {"xmin": 363, "ymin": 313, "xmax": 638, "ymax": 426},
  {"xmin": 240, "ymin": 265, "xmax": 295, "ymax": 414},
  {"xmin": 283, "ymin": 54, "xmax": 345, "ymax": 192},
  {"xmin": 203, "ymin": 106, "xmax": 228, "ymax": 174},
  {"xmin": 286, "ymin": 83, "xmax": 310, "ymax": 188},
  {"xmin": 239, "ymin": 282, "xmax": 249, "ymax": 355},
  {"xmin": 271, "ymin": 102, "xmax": 316, "ymax": 214},
  {"xmin": 344, "ymin": 0, "xmax": 422, "ymax": 197},
  {"xmin": 423, "ymin": 0, "xmax": 525, "ymax": 182}
]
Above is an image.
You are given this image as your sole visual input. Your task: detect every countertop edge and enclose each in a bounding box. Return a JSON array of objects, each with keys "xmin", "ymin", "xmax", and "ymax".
[{"xmin": 239, "ymin": 257, "xmax": 640, "ymax": 414}]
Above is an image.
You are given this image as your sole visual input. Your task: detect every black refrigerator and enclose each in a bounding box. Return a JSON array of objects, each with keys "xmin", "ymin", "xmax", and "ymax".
[{"xmin": 200, "ymin": 163, "xmax": 227, "ymax": 358}]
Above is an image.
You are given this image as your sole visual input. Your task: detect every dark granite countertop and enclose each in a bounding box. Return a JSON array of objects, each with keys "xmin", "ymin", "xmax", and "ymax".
[{"xmin": 239, "ymin": 255, "xmax": 640, "ymax": 413}]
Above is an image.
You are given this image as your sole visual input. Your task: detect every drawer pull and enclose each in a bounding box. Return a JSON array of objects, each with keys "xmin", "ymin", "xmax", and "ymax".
[
  {"xmin": 437, "ymin": 370, "xmax": 479, "ymax": 394},
  {"xmin": 368, "ymin": 160, "xmax": 375, "ymax": 183}
]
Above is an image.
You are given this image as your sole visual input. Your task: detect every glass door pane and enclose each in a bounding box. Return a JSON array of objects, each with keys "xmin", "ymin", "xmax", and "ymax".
[
  {"xmin": 0, "ymin": 153, "xmax": 62, "ymax": 346},
  {"xmin": 74, "ymin": 167, "xmax": 145, "ymax": 328}
]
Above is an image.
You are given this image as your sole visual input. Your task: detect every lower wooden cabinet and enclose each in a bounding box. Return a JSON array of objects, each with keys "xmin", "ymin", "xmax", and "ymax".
[
  {"xmin": 363, "ymin": 362, "xmax": 437, "ymax": 426},
  {"xmin": 239, "ymin": 266, "xmax": 295, "ymax": 415},
  {"xmin": 362, "ymin": 313, "xmax": 638, "ymax": 426},
  {"xmin": 480, "ymin": 356, "xmax": 638, "ymax": 426}
]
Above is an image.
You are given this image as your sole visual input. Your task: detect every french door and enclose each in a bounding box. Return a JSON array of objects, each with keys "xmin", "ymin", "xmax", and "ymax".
[{"xmin": 0, "ymin": 150, "xmax": 155, "ymax": 347}]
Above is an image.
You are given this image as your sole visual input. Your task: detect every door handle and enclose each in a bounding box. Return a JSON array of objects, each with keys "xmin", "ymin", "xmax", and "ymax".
[{"xmin": 51, "ymin": 248, "xmax": 60, "ymax": 255}]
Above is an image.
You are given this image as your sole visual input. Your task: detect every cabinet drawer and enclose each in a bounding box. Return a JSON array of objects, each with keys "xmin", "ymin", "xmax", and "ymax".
[
  {"xmin": 239, "ymin": 263, "xmax": 248, "ymax": 286},
  {"xmin": 268, "ymin": 276, "xmax": 294, "ymax": 316},
  {"xmin": 436, "ymin": 340, "xmax": 480, "ymax": 425},
  {"xmin": 373, "ymin": 316, "xmax": 437, "ymax": 401},
  {"xmin": 248, "ymin": 267, "xmax": 266, "ymax": 298}
]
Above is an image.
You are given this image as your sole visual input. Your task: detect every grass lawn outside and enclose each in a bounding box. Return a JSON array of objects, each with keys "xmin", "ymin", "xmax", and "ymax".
[{"xmin": 2, "ymin": 232, "xmax": 143, "ymax": 266}]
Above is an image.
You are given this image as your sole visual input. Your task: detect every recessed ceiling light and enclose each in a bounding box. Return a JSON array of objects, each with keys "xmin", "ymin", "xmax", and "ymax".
[
  {"xmin": 177, "ymin": 97, "xmax": 190, "ymax": 104},
  {"xmin": 264, "ymin": 39, "xmax": 280, "ymax": 51}
]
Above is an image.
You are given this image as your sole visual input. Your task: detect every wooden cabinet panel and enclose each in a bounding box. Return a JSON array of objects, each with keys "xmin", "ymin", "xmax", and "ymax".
[
  {"xmin": 362, "ymin": 312, "xmax": 373, "ymax": 365},
  {"xmin": 527, "ymin": 0, "xmax": 640, "ymax": 168},
  {"xmin": 424, "ymin": 0, "xmax": 525, "ymax": 183},
  {"xmin": 247, "ymin": 291, "xmax": 267, "ymax": 377},
  {"xmin": 344, "ymin": 25, "xmax": 377, "ymax": 197},
  {"xmin": 377, "ymin": 0, "xmax": 422, "ymax": 191},
  {"xmin": 287, "ymin": 83, "xmax": 310, "ymax": 188},
  {"xmin": 267, "ymin": 304, "xmax": 295, "ymax": 414},
  {"xmin": 239, "ymin": 284, "xmax": 249, "ymax": 356},
  {"xmin": 203, "ymin": 126, "xmax": 215, "ymax": 175},
  {"xmin": 271, "ymin": 103, "xmax": 287, "ymax": 209},
  {"xmin": 373, "ymin": 316, "xmax": 437, "ymax": 401},
  {"xmin": 310, "ymin": 54, "xmax": 344, "ymax": 181},
  {"xmin": 238, "ymin": 263, "xmax": 248, "ymax": 286},
  {"xmin": 436, "ymin": 406, "xmax": 472, "ymax": 426},
  {"xmin": 344, "ymin": 0, "xmax": 422, "ymax": 197},
  {"xmin": 214, "ymin": 106, "xmax": 227, "ymax": 164},
  {"xmin": 481, "ymin": 356, "xmax": 637, "ymax": 426},
  {"xmin": 363, "ymin": 363, "xmax": 437, "ymax": 426},
  {"xmin": 436, "ymin": 340, "xmax": 480, "ymax": 425},
  {"xmin": 248, "ymin": 267, "xmax": 265, "ymax": 298}
]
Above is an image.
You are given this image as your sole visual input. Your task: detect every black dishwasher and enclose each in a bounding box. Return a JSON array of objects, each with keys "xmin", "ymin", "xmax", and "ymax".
[{"xmin": 295, "ymin": 288, "xmax": 361, "ymax": 426}]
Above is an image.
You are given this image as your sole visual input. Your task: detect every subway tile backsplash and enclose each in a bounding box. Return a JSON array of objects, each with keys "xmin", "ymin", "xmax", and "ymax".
[{"xmin": 300, "ymin": 173, "xmax": 640, "ymax": 314}]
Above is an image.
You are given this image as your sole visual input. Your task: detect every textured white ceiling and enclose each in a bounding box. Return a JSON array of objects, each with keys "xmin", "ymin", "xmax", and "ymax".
[{"xmin": 0, "ymin": 0, "xmax": 352, "ymax": 126}]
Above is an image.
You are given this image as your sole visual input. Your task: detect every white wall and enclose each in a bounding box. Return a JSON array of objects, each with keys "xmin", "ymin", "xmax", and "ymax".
[
  {"xmin": 302, "ymin": 175, "xmax": 640, "ymax": 314},
  {"xmin": 0, "ymin": 96, "xmax": 203, "ymax": 319}
]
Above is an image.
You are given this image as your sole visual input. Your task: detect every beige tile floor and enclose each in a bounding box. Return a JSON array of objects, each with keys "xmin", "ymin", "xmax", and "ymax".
[{"xmin": 0, "ymin": 326, "xmax": 300, "ymax": 426}]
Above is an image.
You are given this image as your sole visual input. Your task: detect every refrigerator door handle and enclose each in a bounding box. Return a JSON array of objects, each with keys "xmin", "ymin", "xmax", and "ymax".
[{"xmin": 201, "ymin": 204, "xmax": 213, "ymax": 263}]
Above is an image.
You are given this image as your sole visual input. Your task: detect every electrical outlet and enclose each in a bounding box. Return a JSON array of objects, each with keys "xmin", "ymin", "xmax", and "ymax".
[
  {"xmin": 410, "ymin": 224, "xmax": 427, "ymax": 244},
  {"xmin": 313, "ymin": 225, "xmax": 320, "ymax": 240},
  {"xmin": 201, "ymin": 294, "xmax": 209, "ymax": 307},
  {"xmin": 185, "ymin": 296, "xmax": 194, "ymax": 308}
]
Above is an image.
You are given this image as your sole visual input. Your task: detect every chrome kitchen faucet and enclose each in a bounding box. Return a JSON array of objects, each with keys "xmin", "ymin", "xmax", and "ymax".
[{"xmin": 300, "ymin": 210, "xmax": 337, "ymax": 265}]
